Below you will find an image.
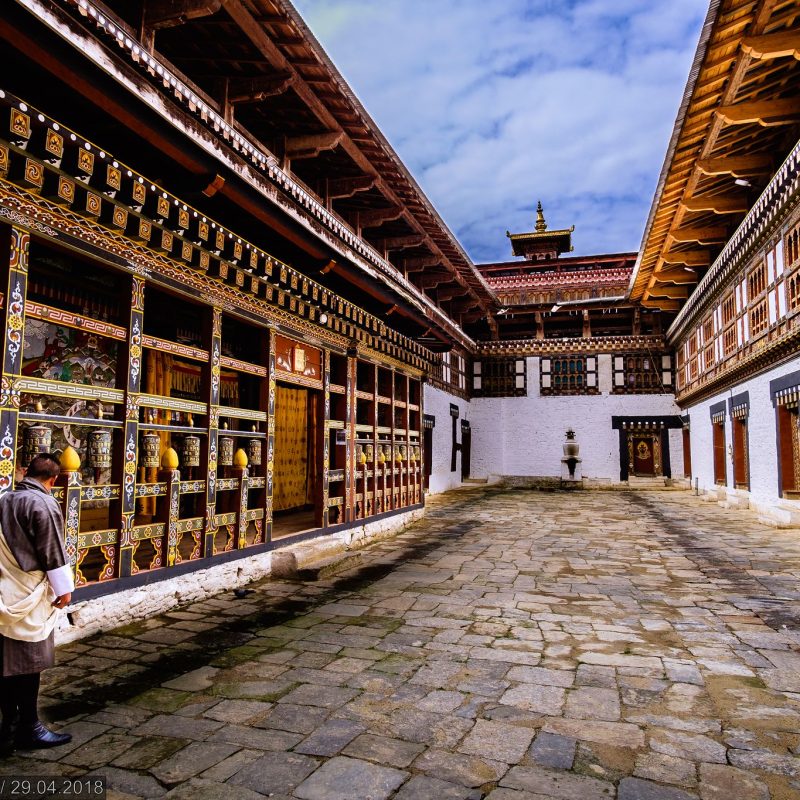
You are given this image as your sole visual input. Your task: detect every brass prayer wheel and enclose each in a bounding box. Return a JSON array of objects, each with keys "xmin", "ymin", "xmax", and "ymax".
[
  {"xmin": 400, "ymin": 445, "xmax": 407, "ymax": 462},
  {"xmin": 181, "ymin": 433, "xmax": 201, "ymax": 467},
  {"xmin": 140, "ymin": 431, "xmax": 161, "ymax": 468},
  {"xmin": 365, "ymin": 444, "xmax": 374, "ymax": 462},
  {"xmin": 22, "ymin": 422, "xmax": 51, "ymax": 467},
  {"xmin": 219, "ymin": 423, "xmax": 234, "ymax": 466},
  {"xmin": 247, "ymin": 433, "xmax": 262, "ymax": 466},
  {"xmin": 88, "ymin": 428, "xmax": 112, "ymax": 469}
]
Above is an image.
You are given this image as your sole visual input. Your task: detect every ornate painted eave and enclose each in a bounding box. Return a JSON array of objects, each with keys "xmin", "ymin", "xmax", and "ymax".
[
  {"xmin": 11, "ymin": 0, "xmax": 492, "ymax": 347},
  {"xmin": 667, "ymin": 134, "xmax": 800, "ymax": 345},
  {"xmin": 631, "ymin": 0, "xmax": 800, "ymax": 311},
  {"xmin": 474, "ymin": 334, "xmax": 667, "ymax": 357}
]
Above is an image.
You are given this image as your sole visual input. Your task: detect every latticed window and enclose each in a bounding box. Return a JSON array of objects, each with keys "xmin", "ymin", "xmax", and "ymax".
[
  {"xmin": 785, "ymin": 222, "xmax": 800, "ymax": 268},
  {"xmin": 788, "ymin": 270, "xmax": 800, "ymax": 312},
  {"xmin": 473, "ymin": 358, "xmax": 526, "ymax": 397},
  {"xmin": 723, "ymin": 324, "xmax": 737, "ymax": 355},
  {"xmin": 613, "ymin": 353, "xmax": 672, "ymax": 393},
  {"xmin": 748, "ymin": 261, "xmax": 767, "ymax": 299},
  {"xmin": 540, "ymin": 355, "xmax": 598, "ymax": 395},
  {"xmin": 721, "ymin": 292, "xmax": 736, "ymax": 326},
  {"xmin": 750, "ymin": 298, "xmax": 769, "ymax": 337}
]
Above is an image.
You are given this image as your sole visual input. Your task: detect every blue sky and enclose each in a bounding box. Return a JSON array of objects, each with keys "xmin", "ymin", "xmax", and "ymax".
[{"xmin": 292, "ymin": 0, "xmax": 707, "ymax": 262}]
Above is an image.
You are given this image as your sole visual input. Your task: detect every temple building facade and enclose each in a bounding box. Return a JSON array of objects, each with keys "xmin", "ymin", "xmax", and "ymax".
[{"xmin": 0, "ymin": 0, "xmax": 799, "ymax": 637}]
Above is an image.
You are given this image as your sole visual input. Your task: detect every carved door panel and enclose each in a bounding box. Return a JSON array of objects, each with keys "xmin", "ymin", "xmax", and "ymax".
[{"xmin": 630, "ymin": 435, "xmax": 656, "ymax": 477}]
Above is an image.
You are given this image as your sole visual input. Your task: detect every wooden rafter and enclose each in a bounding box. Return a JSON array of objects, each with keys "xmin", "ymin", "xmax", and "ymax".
[
  {"xmin": 284, "ymin": 131, "xmax": 343, "ymax": 160},
  {"xmin": 680, "ymin": 193, "xmax": 750, "ymax": 214},
  {"xmin": 144, "ymin": 0, "xmax": 221, "ymax": 30},
  {"xmin": 227, "ymin": 73, "xmax": 295, "ymax": 104},
  {"xmin": 696, "ymin": 154, "xmax": 773, "ymax": 177},
  {"xmin": 741, "ymin": 31, "xmax": 800, "ymax": 60},
  {"xmin": 325, "ymin": 175, "xmax": 376, "ymax": 200},
  {"xmin": 716, "ymin": 98, "xmax": 800, "ymax": 127}
]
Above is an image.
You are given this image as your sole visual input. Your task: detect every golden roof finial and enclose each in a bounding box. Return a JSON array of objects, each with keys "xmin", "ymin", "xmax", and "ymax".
[{"xmin": 535, "ymin": 200, "xmax": 547, "ymax": 233}]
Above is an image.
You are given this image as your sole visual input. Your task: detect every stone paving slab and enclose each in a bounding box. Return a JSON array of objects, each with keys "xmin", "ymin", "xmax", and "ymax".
[{"xmin": 5, "ymin": 488, "xmax": 800, "ymax": 798}]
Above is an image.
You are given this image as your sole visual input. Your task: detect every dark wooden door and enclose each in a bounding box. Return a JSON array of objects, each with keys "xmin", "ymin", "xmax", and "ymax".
[
  {"xmin": 632, "ymin": 435, "xmax": 656, "ymax": 476},
  {"xmin": 713, "ymin": 422, "xmax": 727, "ymax": 486},
  {"xmin": 778, "ymin": 406, "xmax": 797, "ymax": 495},
  {"xmin": 423, "ymin": 427, "xmax": 433, "ymax": 491},
  {"xmin": 682, "ymin": 428, "xmax": 692, "ymax": 478},
  {"xmin": 461, "ymin": 425, "xmax": 471, "ymax": 480},
  {"xmin": 732, "ymin": 419, "xmax": 748, "ymax": 489}
]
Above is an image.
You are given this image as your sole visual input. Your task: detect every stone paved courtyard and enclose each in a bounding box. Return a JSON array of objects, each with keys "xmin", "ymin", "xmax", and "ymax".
[{"xmin": 4, "ymin": 487, "xmax": 800, "ymax": 799}]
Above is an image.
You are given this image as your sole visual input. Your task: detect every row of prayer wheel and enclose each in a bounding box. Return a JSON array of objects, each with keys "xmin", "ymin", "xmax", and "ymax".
[
  {"xmin": 21, "ymin": 421, "xmax": 262, "ymax": 470},
  {"xmin": 356, "ymin": 443, "xmax": 420, "ymax": 464}
]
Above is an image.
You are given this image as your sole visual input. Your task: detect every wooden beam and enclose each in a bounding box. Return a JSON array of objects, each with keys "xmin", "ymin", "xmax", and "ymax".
[
  {"xmin": 653, "ymin": 267, "xmax": 699, "ymax": 285},
  {"xmin": 681, "ymin": 194, "xmax": 750, "ymax": 214},
  {"xmin": 285, "ymin": 131, "xmax": 343, "ymax": 160},
  {"xmin": 357, "ymin": 205, "xmax": 404, "ymax": 229},
  {"xmin": 144, "ymin": 0, "xmax": 221, "ymax": 30},
  {"xmin": 228, "ymin": 73, "xmax": 295, "ymax": 104},
  {"xmin": 377, "ymin": 234, "xmax": 425, "ymax": 251},
  {"xmin": 741, "ymin": 31, "xmax": 800, "ymax": 61},
  {"xmin": 416, "ymin": 272, "xmax": 451, "ymax": 289},
  {"xmin": 696, "ymin": 154, "xmax": 773, "ymax": 177},
  {"xmin": 661, "ymin": 249, "xmax": 710, "ymax": 267},
  {"xmin": 326, "ymin": 175, "xmax": 376, "ymax": 200},
  {"xmin": 401, "ymin": 256, "xmax": 441, "ymax": 273},
  {"xmin": 646, "ymin": 284, "xmax": 689, "ymax": 300},
  {"xmin": 668, "ymin": 226, "xmax": 727, "ymax": 245},
  {"xmin": 716, "ymin": 98, "xmax": 800, "ymax": 127},
  {"xmin": 436, "ymin": 286, "xmax": 467, "ymax": 302}
]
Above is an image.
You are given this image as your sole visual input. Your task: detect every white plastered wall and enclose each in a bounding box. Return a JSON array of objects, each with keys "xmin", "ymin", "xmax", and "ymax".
[
  {"xmin": 683, "ymin": 355, "xmax": 800, "ymax": 509},
  {"xmin": 423, "ymin": 384, "xmax": 470, "ymax": 494},
  {"xmin": 466, "ymin": 356, "xmax": 683, "ymax": 482}
]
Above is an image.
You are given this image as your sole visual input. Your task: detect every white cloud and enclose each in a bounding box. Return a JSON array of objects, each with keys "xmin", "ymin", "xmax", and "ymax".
[{"xmin": 293, "ymin": 0, "xmax": 706, "ymax": 261}]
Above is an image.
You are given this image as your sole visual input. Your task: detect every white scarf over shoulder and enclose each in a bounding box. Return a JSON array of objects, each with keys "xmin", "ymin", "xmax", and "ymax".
[{"xmin": 0, "ymin": 522, "xmax": 58, "ymax": 642}]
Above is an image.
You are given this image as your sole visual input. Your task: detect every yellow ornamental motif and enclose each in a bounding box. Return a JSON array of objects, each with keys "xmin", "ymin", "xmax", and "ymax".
[
  {"xmin": 129, "ymin": 344, "xmax": 142, "ymax": 358},
  {"xmin": 8, "ymin": 315, "xmax": 23, "ymax": 331},
  {"xmin": 0, "ymin": 460, "xmax": 13, "ymax": 477},
  {"xmin": 636, "ymin": 441, "xmax": 651, "ymax": 461}
]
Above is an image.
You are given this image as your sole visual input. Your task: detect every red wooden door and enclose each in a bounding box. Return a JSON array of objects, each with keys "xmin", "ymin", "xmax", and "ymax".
[
  {"xmin": 632, "ymin": 435, "xmax": 656, "ymax": 476},
  {"xmin": 713, "ymin": 422, "xmax": 726, "ymax": 486}
]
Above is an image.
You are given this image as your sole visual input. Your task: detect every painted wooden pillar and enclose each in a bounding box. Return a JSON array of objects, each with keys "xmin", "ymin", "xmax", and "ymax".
[
  {"xmin": 371, "ymin": 364, "xmax": 379, "ymax": 514},
  {"xmin": 265, "ymin": 327, "xmax": 275, "ymax": 541},
  {"xmin": 346, "ymin": 354, "xmax": 356, "ymax": 522},
  {"xmin": 158, "ymin": 455, "xmax": 180, "ymax": 567},
  {"xmin": 203, "ymin": 307, "xmax": 222, "ymax": 557},
  {"xmin": 321, "ymin": 349, "xmax": 330, "ymax": 529},
  {"xmin": 0, "ymin": 225, "xmax": 29, "ymax": 495},
  {"xmin": 56, "ymin": 446, "xmax": 81, "ymax": 578},
  {"xmin": 117, "ymin": 275, "xmax": 145, "ymax": 578},
  {"xmin": 233, "ymin": 448, "xmax": 248, "ymax": 549}
]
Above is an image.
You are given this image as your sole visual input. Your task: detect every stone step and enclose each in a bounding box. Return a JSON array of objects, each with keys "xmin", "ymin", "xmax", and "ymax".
[
  {"xmin": 462, "ymin": 478, "xmax": 488, "ymax": 485},
  {"xmin": 272, "ymin": 549, "xmax": 363, "ymax": 581},
  {"xmin": 756, "ymin": 504, "xmax": 800, "ymax": 529}
]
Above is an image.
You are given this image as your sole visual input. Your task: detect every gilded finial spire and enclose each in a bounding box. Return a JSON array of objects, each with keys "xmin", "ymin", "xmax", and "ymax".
[{"xmin": 535, "ymin": 200, "xmax": 547, "ymax": 233}]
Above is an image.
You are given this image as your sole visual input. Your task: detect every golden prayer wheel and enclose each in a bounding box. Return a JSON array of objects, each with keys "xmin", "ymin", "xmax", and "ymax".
[
  {"xmin": 365, "ymin": 444, "xmax": 374, "ymax": 462},
  {"xmin": 87, "ymin": 428, "xmax": 112, "ymax": 469},
  {"xmin": 181, "ymin": 434, "xmax": 200, "ymax": 468},
  {"xmin": 219, "ymin": 436, "xmax": 234, "ymax": 466},
  {"xmin": 140, "ymin": 431, "xmax": 161, "ymax": 468},
  {"xmin": 400, "ymin": 445, "xmax": 407, "ymax": 462},
  {"xmin": 219, "ymin": 422, "xmax": 233, "ymax": 466},
  {"xmin": 247, "ymin": 431, "xmax": 262, "ymax": 467},
  {"xmin": 413, "ymin": 445, "xmax": 421, "ymax": 462},
  {"xmin": 22, "ymin": 422, "xmax": 51, "ymax": 467}
]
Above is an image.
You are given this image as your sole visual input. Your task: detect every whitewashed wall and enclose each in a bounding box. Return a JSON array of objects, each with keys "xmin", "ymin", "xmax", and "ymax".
[
  {"xmin": 467, "ymin": 356, "xmax": 682, "ymax": 482},
  {"xmin": 423, "ymin": 384, "xmax": 470, "ymax": 494},
  {"xmin": 684, "ymin": 354, "xmax": 800, "ymax": 509}
]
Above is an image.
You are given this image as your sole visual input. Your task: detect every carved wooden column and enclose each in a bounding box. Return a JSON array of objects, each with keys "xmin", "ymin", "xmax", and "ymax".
[
  {"xmin": 345, "ymin": 352, "xmax": 356, "ymax": 522},
  {"xmin": 265, "ymin": 326, "xmax": 276, "ymax": 541},
  {"xmin": 158, "ymin": 448, "xmax": 180, "ymax": 567},
  {"xmin": 320, "ymin": 349, "xmax": 330, "ymax": 529},
  {"xmin": 203, "ymin": 307, "xmax": 222, "ymax": 556},
  {"xmin": 0, "ymin": 225, "xmax": 29, "ymax": 495},
  {"xmin": 117, "ymin": 275, "xmax": 145, "ymax": 578},
  {"xmin": 233, "ymin": 448, "xmax": 248, "ymax": 549},
  {"xmin": 56, "ymin": 445, "xmax": 81, "ymax": 579}
]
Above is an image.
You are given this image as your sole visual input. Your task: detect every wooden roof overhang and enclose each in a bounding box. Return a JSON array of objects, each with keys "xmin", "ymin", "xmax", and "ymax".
[
  {"xmin": 11, "ymin": 0, "xmax": 498, "ymax": 347},
  {"xmin": 630, "ymin": 0, "xmax": 800, "ymax": 312}
]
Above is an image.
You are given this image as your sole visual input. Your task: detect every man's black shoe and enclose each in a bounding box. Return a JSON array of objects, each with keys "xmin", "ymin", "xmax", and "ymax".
[{"xmin": 15, "ymin": 722, "xmax": 72, "ymax": 749}]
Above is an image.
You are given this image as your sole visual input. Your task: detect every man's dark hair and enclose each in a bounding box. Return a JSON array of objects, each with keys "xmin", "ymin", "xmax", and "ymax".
[{"xmin": 26, "ymin": 453, "xmax": 61, "ymax": 480}]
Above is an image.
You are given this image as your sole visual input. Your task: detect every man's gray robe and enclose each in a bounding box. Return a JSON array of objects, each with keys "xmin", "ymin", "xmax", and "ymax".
[{"xmin": 0, "ymin": 478, "xmax": 68, "ymax": 676}]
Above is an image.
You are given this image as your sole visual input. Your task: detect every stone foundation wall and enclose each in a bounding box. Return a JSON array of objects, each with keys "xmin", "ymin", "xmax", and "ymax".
[{"xmin": 57, "ymin": 506, "xmax": 424, "ymax": 645}]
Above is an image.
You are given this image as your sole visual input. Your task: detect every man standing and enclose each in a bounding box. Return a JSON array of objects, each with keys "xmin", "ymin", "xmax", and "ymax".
[{"xmin": 0, "ymin": 453, "xmax": 73, "ymax": 753}]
